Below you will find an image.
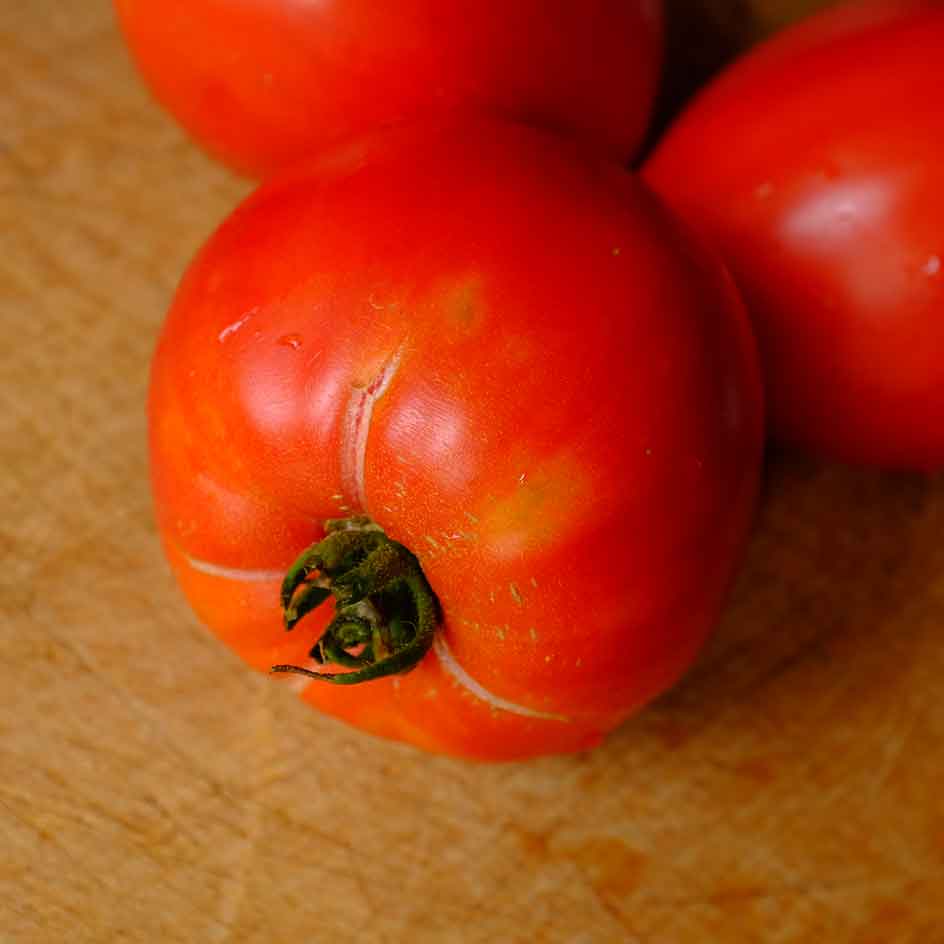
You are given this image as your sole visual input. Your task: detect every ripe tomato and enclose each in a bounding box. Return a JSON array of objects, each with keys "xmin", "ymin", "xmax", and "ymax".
[
  {"xmin": 148, "ymin": 119, "xmax": 763, "ymax": 760},
  {"xmin": 644, "ymin": 0, "xmax": 944, "ymax": 470},
  {"xmin": 114, "ymin": 0, "xmax": 664, "ymax": 178}
]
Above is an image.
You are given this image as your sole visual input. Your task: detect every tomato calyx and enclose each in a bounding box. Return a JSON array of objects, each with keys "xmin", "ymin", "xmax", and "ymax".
[{"xmin": 270, "ymin": 516, "xmax": 440, "ymax": 685}]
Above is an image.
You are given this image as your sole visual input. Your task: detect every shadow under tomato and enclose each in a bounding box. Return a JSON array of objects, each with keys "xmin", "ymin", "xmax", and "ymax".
[
  {"xmin": 641, "ymin": 0, "xmax": 760, "ymax": 161},
  {"xmin": 606, "ymin": 448, "xmax": 941, "ymax": 754}
]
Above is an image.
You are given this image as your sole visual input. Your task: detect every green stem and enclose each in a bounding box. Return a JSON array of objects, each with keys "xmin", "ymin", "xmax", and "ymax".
[{"xmin": 271, "ymin": 516, "xmax": 440, "ymax": 684}]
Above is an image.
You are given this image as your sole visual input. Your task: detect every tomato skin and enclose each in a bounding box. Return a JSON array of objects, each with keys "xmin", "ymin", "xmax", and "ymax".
[
  {"xmin": 114, "ymin": 0, "xmax": 664, "ymax": 178},
  {"xmin": 644, "ymin": 0, "xmax": 944, "ymax": 470},
  {"xmin": 148, "ymin": 119, "xmax": 763, "ymax": 760}
]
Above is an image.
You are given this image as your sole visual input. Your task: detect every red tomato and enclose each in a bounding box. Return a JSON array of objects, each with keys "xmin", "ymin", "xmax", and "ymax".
[
  {"xmin": 148, "ymin": 119, "xmax": 763, "ymax": 760},
  {"xmin": 114, "ymin": 0, "xmax": 664, "ymax": 178},
  {"xmin": 644, "ymin": 0, "xmax": 944, "ymax": 470}
]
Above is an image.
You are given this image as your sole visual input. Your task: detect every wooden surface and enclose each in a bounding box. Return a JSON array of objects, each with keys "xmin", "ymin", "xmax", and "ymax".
[{"xmin": 3, "ymin": 1, "xmax": 944, "ymax": 941}]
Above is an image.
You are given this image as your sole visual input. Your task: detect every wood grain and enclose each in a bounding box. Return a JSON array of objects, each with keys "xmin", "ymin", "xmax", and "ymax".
[{"xmin": 2, "ymin": 1, "xmax": 943, "ymax": 941}]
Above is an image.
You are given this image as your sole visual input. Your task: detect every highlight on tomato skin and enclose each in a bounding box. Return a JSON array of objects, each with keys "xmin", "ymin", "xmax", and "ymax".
[
  {"xmin": 114, "ymin": 0, "xmax": 665, "ymax": 178},
  {"xmin": 644, "ymin": 0, "xmax": 944, "ymax": 471},
  {"xmin": 148, "ymin": 117, "xmax": 764, "ymax": 761}
]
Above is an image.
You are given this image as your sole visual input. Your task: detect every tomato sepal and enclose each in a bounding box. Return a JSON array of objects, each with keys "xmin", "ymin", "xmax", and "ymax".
[{"xmin": 272, "ymin": 517, "xmax": 440, "ymax": 685}]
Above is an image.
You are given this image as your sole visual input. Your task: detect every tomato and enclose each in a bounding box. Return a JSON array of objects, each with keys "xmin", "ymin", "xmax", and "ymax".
[
  {"xmin": 114, "ymin": 0, "xmax": 664, "ymax": 178},
  {"xmin": 148, "ymin": 119, "xmax": 763, "ymax": 761},
  {"xmin": 644, "ymin": 0, "xmax": 944, "ymax": 470}
]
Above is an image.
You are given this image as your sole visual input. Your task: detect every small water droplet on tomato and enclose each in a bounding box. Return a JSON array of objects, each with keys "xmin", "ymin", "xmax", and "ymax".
[
  {"xmin": 754, "ymin": 182, "xmax": 773, "ymax": 201},
  {"xmin": 278, "ymin": 333, "xmax": 303, "ymax": 350}
]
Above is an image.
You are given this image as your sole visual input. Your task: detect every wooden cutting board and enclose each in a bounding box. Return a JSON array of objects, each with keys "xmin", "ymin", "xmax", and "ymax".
[{"xmin": 2, "ymin": 1, "xmax": 942, "ymax": 940}]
